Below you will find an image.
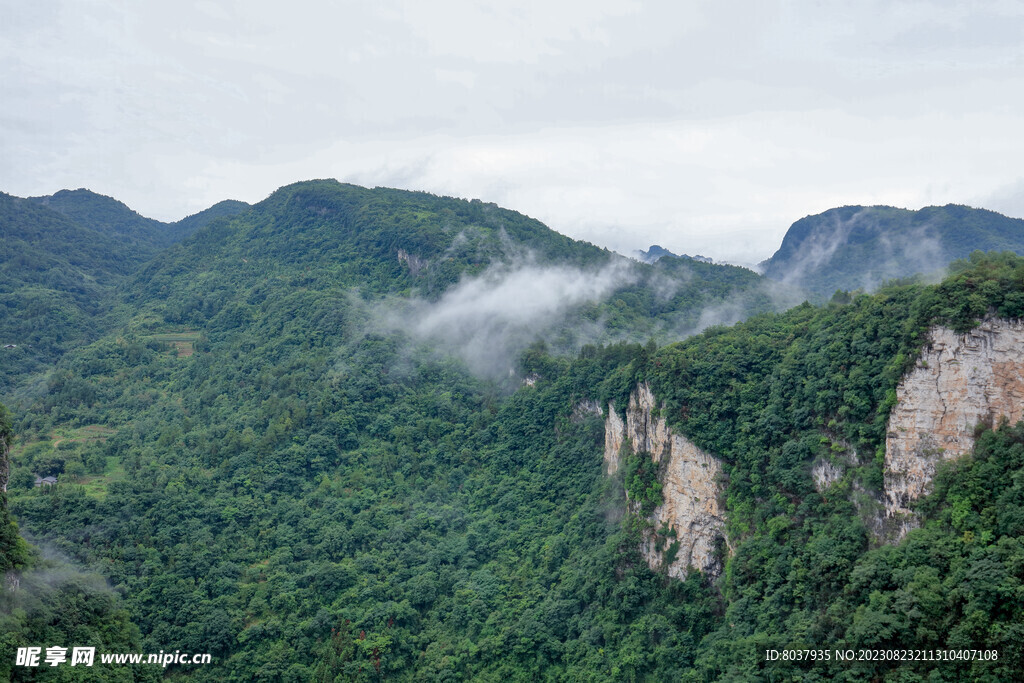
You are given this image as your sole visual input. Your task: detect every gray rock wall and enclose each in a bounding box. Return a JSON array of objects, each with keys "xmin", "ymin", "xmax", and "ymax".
[
  {"xmin": 885, "ymin": 318, "xmax": 1024, "ymax": 537},
  {"xmin": 605, "ymin": 383, "xmax": 727, "ymax": 579}
]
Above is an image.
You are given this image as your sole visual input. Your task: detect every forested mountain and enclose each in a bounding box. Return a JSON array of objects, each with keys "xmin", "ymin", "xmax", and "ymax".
[
  {"xmin": 2, "ymin": 181, "xmax": 1024, "ymax": 680},
  {"xmin": 761, "ymin": 204, "xmax": 1024, "ymax": 298},
  {"xmin": 0, "ymin": 191, "xmax": 248, "ymax": 397},
  {"xmin": 635, "ymin": 244, "xmax": 679, "ymax": 263},
  {"xmin": 27, "ymin": 189, "xmax": 169, "ymax": 251},
  {"xmin": 0, "ymin": 193, "xmax": 136, "ymax": 390},
  {"xmin": 26, "ymin": 189, "xmax": 249, "ymax": 251},
  {"xmin": 170, "ymin": 199, "xmax": 251, "ymax": 243}
]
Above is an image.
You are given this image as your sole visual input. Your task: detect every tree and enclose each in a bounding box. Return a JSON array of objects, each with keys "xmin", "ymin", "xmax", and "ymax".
[{"xmin": 0, "ymin": 402, "xmax": 30, "ymax": 573}]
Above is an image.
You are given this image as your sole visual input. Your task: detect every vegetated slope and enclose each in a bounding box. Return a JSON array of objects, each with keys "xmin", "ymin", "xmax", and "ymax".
[
  {"xmin": 168, "ymin": 199, "xmax": 251, "ymax": 243},
  {"xmin": 10, "ymin": 182, "xmax": 1023, "ymax": 679},
  {"xmin": 0, "ymin": 191, "xmax": 249, "ymax": 398},
  {"xmin": 761, "ymin": 204, "xmax": 1024, "ymax": 298},
  {"xmin": 1, "ymin": 180, "xmax": 775, "ymax": 680},
  {"xmin": 9, "ymin": 241, "xmax": 1024, "ymax": 680},
  {"xmin": 0, "ymin": 193, "xmax": 137, "ymax": 392},
  {"xmin": 0, "ymin": 403, "xmax": 150, "ymax": 683}
]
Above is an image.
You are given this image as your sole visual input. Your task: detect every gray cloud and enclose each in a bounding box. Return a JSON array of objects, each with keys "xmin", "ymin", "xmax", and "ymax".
[
  {"xmin": 3, "ymin": 2, "xmax": 1024, "ymax": 263},
  {"xmin": 6, "ymin": 536, "xmax": 117, "ymax": 612},
  {"xmin": 979, "ymin": 179, "xmax": 1024, "ymax": 220},
  {"xmin": 867, "ymin": 225, "xmax": 948, "ymax": 291}
]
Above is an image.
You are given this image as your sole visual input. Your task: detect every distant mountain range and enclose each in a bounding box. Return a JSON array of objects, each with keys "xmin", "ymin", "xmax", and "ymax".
[
  {"xmin": 635, "ymin": 244, "xmax": 713, "ymax": 264},
  {"xmin": 760, "ymin": 204, "xmax": 1024, "ymax": 298},
  {"xmin": 8, "ymin": 187, "xmax": 1023, "ymax": 394}
]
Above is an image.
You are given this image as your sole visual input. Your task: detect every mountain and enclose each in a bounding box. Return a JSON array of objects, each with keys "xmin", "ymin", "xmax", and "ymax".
[
  {"xmin": 761, "ymin": 204, "xmax": 1024, "ymax": 298},
  {"xmin": 0, "ymin": 191, "xmax": 250, "ymax": 396},
  {"xmin": 28, "ymin": 188, "xmax": 170, "ymax": 252},
  {"xmin": 1, "ymin": 192, "xmax": 138, "ymax": 285},
  {"xmin": 636, "ymin": 244, "xmax": 713, "ymax": 264},
  {"xmin": 27, "ymin": 188, "xmax": 250, "ymax": 251},
  {"xmin": 169, "ymin": 199, "xmax": 250, "ymax": 242},
  {"xmin": 3, "ymin": 181, "xmax": 1024, "ymax": 680},
  {"xmin": 0, "ymin": 193, "xmax": 133, "ymax": 391}
]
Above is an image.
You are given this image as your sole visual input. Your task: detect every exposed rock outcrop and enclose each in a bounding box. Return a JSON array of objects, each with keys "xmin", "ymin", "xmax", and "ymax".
[
  {"xmin": 397, "ymin": 248, "xmax": 427, "ymax": 276},
  {"xmin": 571, "ymin": 400, "xmax": 602, "ymax": 423},
  {"xmin": 605, "ymin": 383, "xmax": 727, "ymax": 579},
  {"xmin": 0, "ymin": 430, "xmax": 8, "ymax": 494},
  {"xmin": 603, "ymin": 405, "xmax": 626, "ymax": 475},
  {"xmin": 885, "ymin": 318, "xmax": 1024, "ymax": 537},
  {"xmin": 811, "ymin": 459, "xmax": 843, "ymax": 492}
]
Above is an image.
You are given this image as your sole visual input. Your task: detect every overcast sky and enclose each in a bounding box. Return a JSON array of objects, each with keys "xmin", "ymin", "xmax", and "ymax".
[{"xmin": 4, "ymin": 1, "xmax": 1024, "ymax": 263}]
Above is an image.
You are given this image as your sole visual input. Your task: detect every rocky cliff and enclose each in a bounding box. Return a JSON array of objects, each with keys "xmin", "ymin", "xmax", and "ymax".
[
  {"xmin": 0, "ymin": 429, "xmax": 8, "ymax": 495},
  {"xmin": 605, "ymin": 383, "xmax": 727, "ymax": 579},
  {"xmin": 600, "ymin": 318, "xmax": 1024, "ymax": 570},
  {"xmin": 885, "ymin": 318, "xmax": 1024, "ymax": 536}
]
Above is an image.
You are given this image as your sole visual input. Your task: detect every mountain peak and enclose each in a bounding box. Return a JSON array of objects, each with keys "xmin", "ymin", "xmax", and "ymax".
[
  {"xmin": 636, "ymin": 244, "xmax": 678, "ymax": 263},
  {"xmin": 28, "ymin": 187, "xmax": 167, "ymax": 245},
  {"xmin": 636, "ymin": 244, "xmax": 714, "ymax": 265}
]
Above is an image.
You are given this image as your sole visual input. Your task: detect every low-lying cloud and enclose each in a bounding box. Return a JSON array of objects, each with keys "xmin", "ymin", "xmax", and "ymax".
[{"xmin": 378, "ymin": 258, "xmax": 636, "ymax": 378}]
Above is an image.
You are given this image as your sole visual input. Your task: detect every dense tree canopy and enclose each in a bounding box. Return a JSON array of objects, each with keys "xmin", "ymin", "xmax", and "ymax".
[{"xmin": 3, "ymin": 181, "xmax": 1024, "ymax": 679}]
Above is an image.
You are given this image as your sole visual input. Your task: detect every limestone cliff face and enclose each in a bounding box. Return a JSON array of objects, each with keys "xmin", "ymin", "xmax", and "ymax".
[
  {"xmin": 605, "ymin": 383, "xmax": 727, "ymax": 579},
  {"xmin": 572, "ymin": 399, "xmax": 602, "ymax": 423},
  {"xmin": 0, "ymin": 431, "xmax": 8, "ymax": 494},
  {"xmin": 885, "ymin": 318, "xmax": 1024, "ymax": 536},
  {"xmin": 396, "ymin": 248, "xmax": 427, "ymax": 276},
  {"xmin": 603, "ymin": 404, "xmax": 626, "ymax": 475},
  {"xmin": 811, "ymin": 459, "xmax": 843, "ymax": 492}
]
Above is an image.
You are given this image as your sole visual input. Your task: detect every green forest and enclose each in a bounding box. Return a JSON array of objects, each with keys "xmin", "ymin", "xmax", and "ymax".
[{"xmin": 2, "ymin": 181, "xmax": 1024, "ymax": 680}]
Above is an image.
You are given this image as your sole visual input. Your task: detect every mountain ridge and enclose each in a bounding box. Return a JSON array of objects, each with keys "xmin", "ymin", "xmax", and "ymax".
[{"xmin": 760, "ymin": 203, "xmax": 1024, "ymax": 297}]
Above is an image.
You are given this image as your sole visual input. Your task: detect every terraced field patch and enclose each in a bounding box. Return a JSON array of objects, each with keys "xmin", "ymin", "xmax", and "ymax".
[
  {"xmin": 51, "ymin": 423, "xmax": 117, "ymax": 449},
  {"xmin": 151, "ymin": 331, "xmax": 201, "ymax": 357},
  {"xmin": 79, "ymin": 456, "xmax": 127, "ymax": 499}
]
